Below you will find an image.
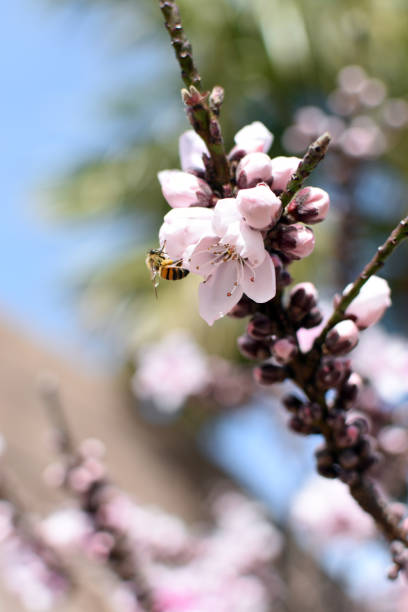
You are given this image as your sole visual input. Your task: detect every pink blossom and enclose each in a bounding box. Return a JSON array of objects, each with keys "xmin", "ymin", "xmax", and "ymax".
[
  {"xmin": 132, "ymin": 331, "xmax": 210, "ymax": 412},
  {"xmin": 287, "ymin": 186, "xmax": 330, "ymax": 224},
  {"xmin": 236, "ymin": 152, "xmax": 273, "ymax": 188},
  {"xmin": 270, "ymin": 156, "xmax": 301, "ymax": 192},
  {"xmin": 344, "ymin": 275, "xmax": 391, "ymax": 329},
  {"xmin": 159, "ymin": 207, "xmax": 213, "ymax": 261},
  {"xmin": 353, "ymin": 327, "xmax": 408, "ymax": 402},
  {"xmin": 179, "ymin": 130, "xmax": 207, "ymax": 173},
  {"xmin": 325, "ymin": 319, "xmax": 359, "ymax": 355},
  {"xmin": 236, "ymin": 183, "xmax": 281, "ymax": 230},
  {"xmin": 232, "ymin": 121, "xmax": 273, "ymax": 155},
  {"xmin": 158, "ymin": 170, "xmax": 213, "ymax": 208},
  {"xmin": 271, "ymin": 338, "xmax": 298, "ymax": 364},
  {"xmin": 186, "ymin": 199, "xmax": 276, "ymax": 325},
  {"xmin": 276, "ymin": 223, "xmax": 315, "ymax": 259},
  {"xmin": 290, "ymin": 475, "xmax": 375, "ymax": 545}
]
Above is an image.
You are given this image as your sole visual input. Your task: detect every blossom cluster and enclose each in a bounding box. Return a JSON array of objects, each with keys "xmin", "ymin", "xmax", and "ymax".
[
  {"xmin": 42, "ymin": 433, "xmax": 283, "ymax": 612},
  {"xmin": 131, "ymin": 330, "xmax": 254, "ymax": 416},
  {"xmin": 157, "ymin": 122, "xmax": 330, "ymax": 325}
]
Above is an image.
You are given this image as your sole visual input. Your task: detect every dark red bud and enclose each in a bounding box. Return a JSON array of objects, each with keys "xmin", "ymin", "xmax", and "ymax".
[
  {"xmin": 227, "ymin": 295, "xmax": 255, "ymax": 318},
  {"xmin": 247, "ymin": 313, "xmax": 277, "ymax": 339},
  {"xmin": 253, "ymin": 363, "xmax": 287, "ymax": 385},
  {"xmin": 237, "ymin": 335, "xmax": 271, "ymax": 361},
  {"xmin": 301, "ymin": 308, "xmax": 323, "ymax": 329}
]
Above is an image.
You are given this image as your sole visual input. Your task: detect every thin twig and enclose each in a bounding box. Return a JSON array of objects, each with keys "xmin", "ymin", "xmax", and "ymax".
[
  {"xmin": 41, "ymin": 379, "xmax": 157, "ymax": 612},
  {"xmin": 159, "ymin": 0, "xmax": 201, "ymax": 90},
  {"xmin": 280, "ymin": 132, "xmax": 331, "ymax": 210},
  {"xmin": 313, "ymin": 216, "xmax": 408, "ymax": 350},
  {"xmin": 158, "ymin": 0, "xmax": 231, "ymax": 192}
]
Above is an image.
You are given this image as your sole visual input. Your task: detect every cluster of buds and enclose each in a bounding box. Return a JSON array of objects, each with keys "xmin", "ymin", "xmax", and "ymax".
[
  {"xmin": 44, "ymin": 428, "xmax": 283, "ymax": 612},
  {"xmin": 157, "ymin": 122, "xmax": 330, "ymax": 325}
]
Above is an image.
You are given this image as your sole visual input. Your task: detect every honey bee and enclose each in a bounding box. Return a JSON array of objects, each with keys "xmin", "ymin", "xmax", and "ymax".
[{"xmin": 146, "ymin": 243, "xmax": 190, "ymax": 296}]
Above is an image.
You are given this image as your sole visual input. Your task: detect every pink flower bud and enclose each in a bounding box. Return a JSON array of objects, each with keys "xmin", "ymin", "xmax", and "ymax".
[
  {"xmin": 237, "ymin": 335, "xmax": 271, "ymax": 361},
  {"xmin": 344, "ymin": 275, "xmax": 391, "ymax": 329},
  {"xmin": 236, "ymin": 152, "xmax": 273, "ymax": 188},
  {"xmin": 288, "ymin": 282, "xmax": 318, "ymax": 321},
  {"xmin": 325, "ymin": 320, "xmax": 359, "ymax": 355},
  {"xmin": 158, "ymin": 170, "xmax": 213, "ymax": 208},
  {"xmin": 270, "ymin": 156, "xmax": 301, "ymax": 192},
  {"xmin": 287, "ymin": 187, "xmax": 330, "ymax": 224},
  {"xmin": 276, "ymin": 223, "xmax": 315, "ymax": 259},
  {"xmin": 232, "ymin": 121, "xmax": 274, "ymax": 155},
  {"xmin": 271, "ymin": 338, "xmax": 298, "ymax": 364},
  {"xmin": 247, "ymin": 313, "xmax": 277, "ymax": 339},
  {"xmin": 253, "ymin": 362, "xmax": 287, "ymax": 385},
  {"xmin": 341, "ymin": 372, "xmax": 363, "ymax": 402},
  {"xmin": 236, "ymin": 183, "xmax": 282, "ymax": 230}
]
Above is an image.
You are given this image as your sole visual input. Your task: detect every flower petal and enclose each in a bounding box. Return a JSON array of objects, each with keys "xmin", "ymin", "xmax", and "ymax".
[
  {"xmin": 188, "ymin": 236, "xmax": 220, "ymax": 277},
  {"xmin": 235, "ymin": 221, "xmax": 266, "ymax": 266},
  {"xmin": 213, "ymin": 198, "xmax": 240, "ymax": 237},
  {"xmin": 240, "ymin": 254, "xmax": 276, "ymax": 303},
  {"xmin": 179, "ymin": 130, "xmax": 208, "ymax": 172},
  {"xmin": 198, "ymin": 262, "xmax": 243, "ymax": 325},
  {"xmin": 159, "ymin": 207, "xmax": 214, "ymax": 260}
]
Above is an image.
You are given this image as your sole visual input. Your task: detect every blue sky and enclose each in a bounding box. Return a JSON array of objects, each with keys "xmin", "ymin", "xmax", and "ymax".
[{"xmin": 0, "ymin": 1, "xmax": 143, "ymax": 363}]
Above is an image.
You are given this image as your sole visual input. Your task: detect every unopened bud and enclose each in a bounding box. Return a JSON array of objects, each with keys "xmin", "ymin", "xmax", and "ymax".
[
  {"xmin": 271, "ymin": 337, "xmax": 298, "ymax": 364},
  {"xmin": 344, "ymin": 275, "xmax": 391, "ymax": 330},
  {"xmin": 236, "ymin": 154, "xmax": 273, "ymax": 189},
  {"xmin": 270, "ymin": 156, "xmax": 301, "ymax": 192},
  {"xmin": 227, "ymin": 295, "xmax": 254, "ymax": 318},
  {"xmin": 253, "ymin": 363, "xmax": 287, "ymax": 385},
  {"xmin": 209, "ymin": 85, "xmax": 224, "ymax": 112},
  {"xmin": 270, "ymin": 254, "xmax": 292, "ymax": 288},
  {"xmin": 275, "ymin": 223, "xmax": 315, "ymax": 259},
  {"xmin": 237, "ymin": 335, "xmax": 270, "ymax": 361},
  {"xmin": 315, "ymin": 445, "xmax": 336, "ymax": 469},
  {"xmin": 283, "ymin": 394, "xmax": 304, "ymax": 413},
  {"xmin": 340, "ymin": 372, "xmax": 363, "ymax": 403},
  {"xmin": 287, "ymin": 186, "xmax": 330, "ymax": 224},
  {"xmin": 338, "ymin": 448, "xmax": 360, "ymax": 470},
  {"xmin": 236, "ymin": 183, "xmax": 281, "ymax": 229},
  {"xmin": 158, "ymin": 170, "xmax": 212, "ymax": 208},
  {"xmin": 247, "ymin": 313, "xmax": 277, "ymax": 339},
  {"xmin": 317, "ymin": 358, "xmax": 350, "ymax": 389},
  {"xmin": 301, "ymin": 308, "xmax": 324, "ymax": 329},
  {"xmin": 325, "ymin": 320, "xmax": 359, "ymax": 355},
  {"xmin": 288, "ymin": 282, "xmax": 318, "ymax": 322}
]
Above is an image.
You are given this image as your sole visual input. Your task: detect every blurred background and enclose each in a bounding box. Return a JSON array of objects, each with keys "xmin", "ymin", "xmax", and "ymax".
[{"xmin": 2, "ymin": 0, "xmax": 408, "ymax": 610}]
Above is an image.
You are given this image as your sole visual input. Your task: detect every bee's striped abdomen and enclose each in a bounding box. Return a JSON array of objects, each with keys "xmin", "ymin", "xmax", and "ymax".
[{"xmin": 161, "ymin": 266, "xmax": 190, "ymax": 281}]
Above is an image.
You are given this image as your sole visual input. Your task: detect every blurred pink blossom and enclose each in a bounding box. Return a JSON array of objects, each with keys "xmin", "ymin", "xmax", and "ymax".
[
  {"xmin": 290, "ymin": 475, "xmax": 375, "ymax": 545},
  {"xmin": 132, "ymin": 330, "xmax": 210, "ymax": 412}
]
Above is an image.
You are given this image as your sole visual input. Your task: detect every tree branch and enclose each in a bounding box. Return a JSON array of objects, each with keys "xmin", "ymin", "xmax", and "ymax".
[
  {"xmin": 280, "ymin": 132, "xmax": 331, "ymax": 210},
  {"xmin": 314, "ymin": 216, "xmax": 408, "ymax": 350},
  {"xmin": 158, "ymin": 0, "xmax": 231, "ymax": 192}
]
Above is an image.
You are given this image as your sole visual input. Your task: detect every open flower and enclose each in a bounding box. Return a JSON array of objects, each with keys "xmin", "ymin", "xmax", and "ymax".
[{"xmin": 187, "ymin": 199, "xmax": 276, "ymax": 325}]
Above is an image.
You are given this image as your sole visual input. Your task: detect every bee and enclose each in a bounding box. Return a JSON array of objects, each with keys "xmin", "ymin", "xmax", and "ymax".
[{"xmin": 146, "ymin": 243, "xmax": 190, "ymax": 296}]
